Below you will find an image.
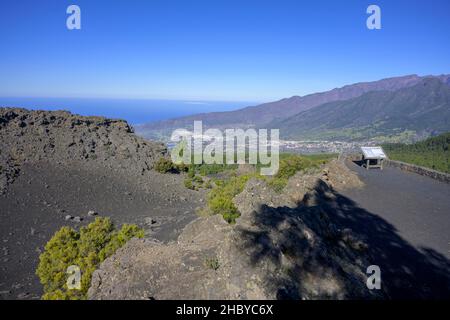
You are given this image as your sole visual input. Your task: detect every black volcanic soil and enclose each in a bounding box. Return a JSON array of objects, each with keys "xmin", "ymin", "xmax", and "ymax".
[
  {"xmin": 0, "ymin": 108, "xmax": 205, "ymax": 300},
  {"xmin": 0, "ymin": 162, "xmax": 205, "ymax": 300}
]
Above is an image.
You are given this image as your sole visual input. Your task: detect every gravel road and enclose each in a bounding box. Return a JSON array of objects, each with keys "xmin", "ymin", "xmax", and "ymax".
[
  {"xmin": 339, "ymin": 160, "xmax": 450, "ymax": 298},
  {"xmin": 343, "ymin": 161, "xmax": 450, "ymax": 259}
]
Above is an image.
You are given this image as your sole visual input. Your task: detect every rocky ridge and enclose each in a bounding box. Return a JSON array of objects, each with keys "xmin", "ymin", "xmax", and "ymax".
[{"xmin": 0, "ymin": 107, "xmax": 166, "ymax": 194}]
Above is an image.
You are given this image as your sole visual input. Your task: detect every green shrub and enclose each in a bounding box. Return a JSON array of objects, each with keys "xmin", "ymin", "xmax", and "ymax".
[
  {"xmin": 197, "ymin": 163, "xmax": 238, "ymax": 176},
  {"xmin": 204, "ymin": 180, "xmax": 213, "ymax": 189},
  {"xmin": 154, "ymin": 157, "xmax": 176, "ymax": 173},
  {"xmin": 176, "ymin": 162, "xmax": 189, "ymax": 173},
  {"xmin": 184, "ymin": 174, "xmax": 206, "ymax": 190},
  {"xmin": 192, "ymin": 175, "xmax": 204, "ymax": 184},
  {"xmin": 154, "ymin": 157, "xmax": 189, "ymax": 174},
  {"xmin": 202, "ymin": 153, "xmax": 336, "ymax": 221},
  {"xmin": 184, "ymin": 177, "xmax": 195, "ymax": 190},
  {"xmin": 173, "ymin": 152, "xmax": 336, "ymax": 222},
  {"xmin": 36, "ymin": 217, "xmax": 144, "ymax": 300},
  {"xmin": 181, "ymin": 159, "xmax": 238, "ymax": 178},
  {"xmin": 187, "ymin": 164, "xmax": 196, "ymax": 178},
  {"xmin": 276, "ymin": 155, "xmax": 314, "ymax": 179},
  {"xmin": 207, "ymin": 175, "xmax": 252, "ymax": 223},
  {"xmin": 265, "ymin": 153, "xmax": 335, "ymax": 192}
]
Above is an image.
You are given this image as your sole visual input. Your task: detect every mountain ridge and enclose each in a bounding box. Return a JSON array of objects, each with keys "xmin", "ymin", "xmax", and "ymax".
[
  {"xmin": 273, "ymin": 78, "xmax": 450, "ymax": 141},
  {"xmin": 136, "ymin": 74, "xmax": 450, "ymax": 141}
]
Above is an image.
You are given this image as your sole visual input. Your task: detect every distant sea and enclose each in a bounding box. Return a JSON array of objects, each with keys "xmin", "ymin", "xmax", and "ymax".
[{"xmin": 0, "ymin": 97, "xmax": 256, "ymax": 125}]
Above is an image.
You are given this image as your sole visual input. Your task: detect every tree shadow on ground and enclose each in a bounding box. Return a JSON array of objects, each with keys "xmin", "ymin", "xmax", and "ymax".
[{"xmin": 236, "ymin": 180, "xmax": 450, "ymax": 299}]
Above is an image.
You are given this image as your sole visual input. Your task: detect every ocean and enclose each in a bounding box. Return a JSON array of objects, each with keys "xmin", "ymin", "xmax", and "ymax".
[{"xmin": 0, "ymin": 97, "xmax": 255, "ymax": 125}]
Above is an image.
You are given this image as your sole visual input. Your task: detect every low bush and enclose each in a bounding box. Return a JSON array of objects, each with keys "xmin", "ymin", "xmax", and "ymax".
[
  {"xmin": 204, "ymin": 153, "xmax": 336, "ymax": 221},
  {"xmin": 184, "ymin": 177, "xmax": 195, "ymax": 190},
  {"xmin": 204, "ymin": 180, "xmax": 213, "ymax": 189},
  {"xmin": 266, "ymin": 153, "xmax": 336, "ymax": 192},
  {"xmin": 207, "ymin": 174, "xmax": 252, "ymax": 223},
  {"xmin": 184, "ymin": 174, "xmax": 206, "ymax": 190},
  {"xmin": 192, "ymin": 175, "xmax": 204, "ymax": 184},
  {"xmin": 154, "ymin": 157, "xmax": 176, "ymax": 173},
  {"xmin": 276, "ymin": 154, "xmax": 315, "ymax": 179},
  {"xmin": 36, "ymin": 217, "xmax": 144, "ymax": 300},
  {"xmin": 197, "ymin": 163, "xmax": 238, "ymax": 176}
]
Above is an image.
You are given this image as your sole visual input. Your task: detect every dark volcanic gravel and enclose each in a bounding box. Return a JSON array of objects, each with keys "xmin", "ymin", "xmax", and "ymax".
[
  {"xmin": 0, "ymin": 161, "xmax": 205, "ymax": 300},
  {"xmin": 0, "ymin": 108, "xmax": 206, "ymax": 300}
]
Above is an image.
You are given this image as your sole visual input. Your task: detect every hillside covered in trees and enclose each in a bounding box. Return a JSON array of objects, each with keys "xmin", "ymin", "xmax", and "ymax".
[{"xmin": 383, "ymin": 132, "xmax": 450, "ymax": 173}]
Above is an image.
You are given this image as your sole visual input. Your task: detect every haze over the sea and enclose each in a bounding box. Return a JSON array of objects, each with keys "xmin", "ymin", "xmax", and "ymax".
[{"xmin": 0, "ymin": 97, "xmax": 255, "ymax": 124}]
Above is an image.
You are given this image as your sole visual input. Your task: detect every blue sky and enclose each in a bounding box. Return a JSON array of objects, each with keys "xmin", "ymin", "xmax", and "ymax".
[{"xmin": 1, "ymin": 0, "xmax": 449, "ymax": 102}]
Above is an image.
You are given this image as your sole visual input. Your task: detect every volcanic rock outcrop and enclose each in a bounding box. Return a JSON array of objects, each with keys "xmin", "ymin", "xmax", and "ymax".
[
  {"xmin": 88, "ymin": 160, "xmax": 383, "ymax": 300},
  {"xmin": 0, "ymin": 108, "xmax": 166, "ymax": 193}
]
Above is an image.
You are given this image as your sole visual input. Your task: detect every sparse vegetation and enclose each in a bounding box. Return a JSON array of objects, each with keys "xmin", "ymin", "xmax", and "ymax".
[
  {"xmin": 184, "ymin": 175, "xmax": 205, "ymax": 190},
  {"xmin": 184, "ymin": 177, "xmax": 194, "ymax": 190},
  {"xmin": 188, "ymin": 175, "xmax": 204, "ymax": 189},
  {"xmin": 154, "ymin": 157, "xmax": 189, "ymax": 174},
  {"xmin": 204, "ymin": 153, "xmax": 336, "ymax": 222},
  {"xmin": 207, "ymin": 174, "xmax": 253, "ymax": 223},
  {"xmin": 204, "ymin": 180, "xmax": 213, "ymax": 189},
  {"xmin": 36, "ymin": 217, "xmax": 144, "ymax": 300},
  {"xmin": 179, "ymin": 152, "xmax": 336, "ymax": 222},
  {"xmin": 265, "ymin": 153, "xmax": 336, "ymax": 192},
  {"xmin": 154, "ymin": 157, "xmax": 177, "ymax": 173},
  {"xmin": 204, "ymin": 257, "xmax": 220, "ymax": 271},
  {"xmin": 196, "ymin": 162, "xmax": 238, "ymax": 176},
  {"xmin": 184, "ymin": 165, "xmax": 209, "ymax": 190}
]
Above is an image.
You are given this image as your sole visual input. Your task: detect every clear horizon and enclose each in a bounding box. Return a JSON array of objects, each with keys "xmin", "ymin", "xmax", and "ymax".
[
  {"xmin": 0, "ymin": 97, "xmax": 258, "ymax": 124},
  {"xmin": 1, "ymin": 0, "xmax": 450, "ymax": 101},
  {"xmin": 2, "ymin": 72, "xmax": 448, "ymax": 105}
]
